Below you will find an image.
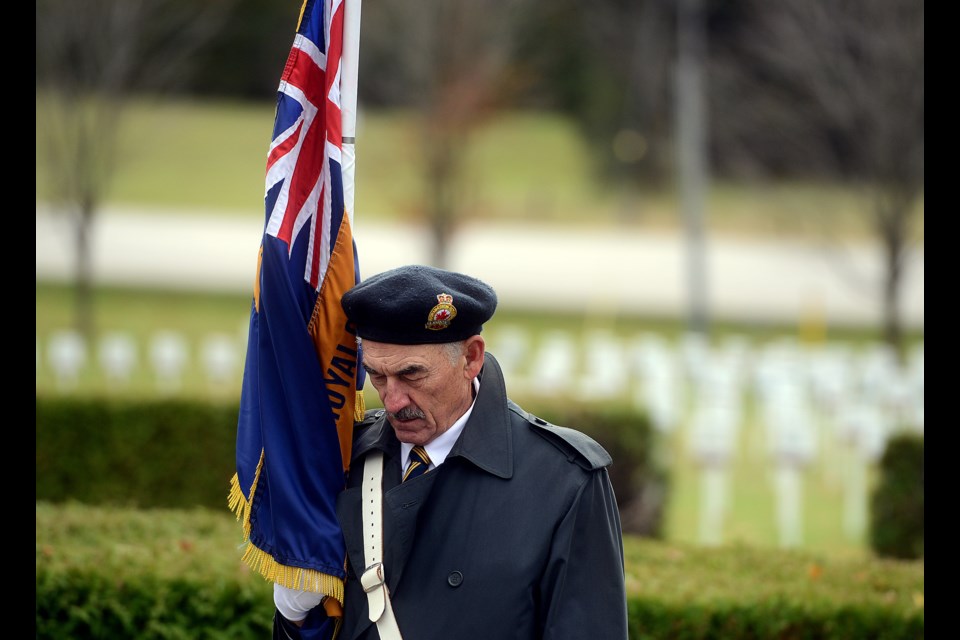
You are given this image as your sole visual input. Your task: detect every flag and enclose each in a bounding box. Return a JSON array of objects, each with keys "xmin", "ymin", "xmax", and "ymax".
[{"xmin": 229, "ymin": 0, "xmax": 364, "ymax": 623}]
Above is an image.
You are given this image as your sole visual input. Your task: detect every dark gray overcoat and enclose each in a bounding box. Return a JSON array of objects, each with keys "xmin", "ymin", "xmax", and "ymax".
[
  {"xmin": 331, "ymin": 352, "xmax": 629, "ymax": 640},
  {"xmin": 274, "ymin": 353, "xmax": 629, "ymax": 639}
]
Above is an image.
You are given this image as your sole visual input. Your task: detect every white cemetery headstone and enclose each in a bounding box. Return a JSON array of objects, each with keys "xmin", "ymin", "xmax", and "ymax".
[
  {"xmin": 856, "ymin": 343, "xmax": 898, "ymax": 401},
  {"xmin": 807, "ymin": 343, "xmax": 853, "ymax": 415},
  {"xmin": 487, "ymin": 324, "xmax": 529, "ymax": 384},
  {"xmin": 629, "ymin": 334, "xmax": 684, "ymax": 428},
  {"xmin": 689, "ymin": 387, "xmax": 739, "ymax": 547},
  {"xmin": 98, "ymin": 332, "xmax": 138, "ymax": 386},
  {"xmin": 690, "ymin": 356, "xmax": 743, "ymax": 460},
  {"xmin": 629, "ymin": 333, "xmax": 673, "ymax": 376},
  {"xmin": 529, "ymin": 330, "xmax": 577, "ymax": 395},
  {"xmin": 698, "ymin": 466, "xmax": 730, "ymax": 547},
  {"xmin": 715, "ymin": 334, "xmax": 753, "ymax": 387},
  {"xmin": 879, "ymin": 365, "xmax": 920, "ymax": 432},
  {"xmin": 762, "ymin": 380, "xmax": 817, "ymax": 548},
  {"xmin": 689, "ymin": 403, "xmax": 739, "ymax": 466},
  {"xmin": 150, "ymin": 331, "xmax": 189, "ymax": 393},
  {"xmin": 804, "ymin": 343, "xmax": 854, "ymax": 488},
  {"xmin": 47, "ymin": 330, "xmax": 87, "ymax": 391},
  {"xmin": 906, "ymin": 343, "xmax": 924, "ymax": 433},
  {"xmin": 679, "ymin": 331, "xmax": 712, "ymax": 388},
  {"xmin": 201, "ymin": 333, "xmax": 240, "ymax": 388},
  {"xmin": 634, "ymin": 360, "xmax": 682, "ymax": 434},
  {"xmin": 764, "ymin": 381, "xmax": 818, "ymax": 468},
  {"xmin": 752, "ymin": 338, "xmax": 805, "ymax": 405},
  {"xmin": 696, "ymin": 361, "xmax": 743, "ymax": 411},
  {"xmin": 835, "ymin": 401, "xmax": 891, "ymax": 541},
  {"xmin": 577, "ymin": 330, "xmax": 628, "ymax": 399},
  {"xmin": 836, "ymin": 401, "xmax": 889, "ymax": 462},
  {"xmin": 773, "ymin": 466, "xmax": 804, "ymax": 548}
]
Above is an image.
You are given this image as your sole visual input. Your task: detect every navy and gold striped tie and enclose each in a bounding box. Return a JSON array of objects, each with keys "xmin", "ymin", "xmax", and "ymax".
[{"xmin": 403, "ymin": 446, "xmax": 431, "ymax": 482}]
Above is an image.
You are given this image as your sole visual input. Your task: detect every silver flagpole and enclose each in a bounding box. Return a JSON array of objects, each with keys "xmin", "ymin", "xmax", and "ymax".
[{"xmin": 341, "ymin": 0, "xmax": 362, "ymax": 226}]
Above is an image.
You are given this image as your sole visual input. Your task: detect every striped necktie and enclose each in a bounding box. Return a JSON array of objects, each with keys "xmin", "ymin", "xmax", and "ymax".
[{"xmin": 403, "ymin": 446, "xmax": 431, "ymax": 482}]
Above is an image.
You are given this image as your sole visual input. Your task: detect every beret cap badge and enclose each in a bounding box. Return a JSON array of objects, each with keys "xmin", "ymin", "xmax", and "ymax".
[{"xmin": 425, "ymin": 293, "xmax": 457, "ymax": 331}]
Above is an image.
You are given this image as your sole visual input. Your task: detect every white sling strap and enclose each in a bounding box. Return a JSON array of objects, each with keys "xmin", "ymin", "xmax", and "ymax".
[{"xmin": 360, "ymin": 451, "xmax": 404, "ymax": 640}]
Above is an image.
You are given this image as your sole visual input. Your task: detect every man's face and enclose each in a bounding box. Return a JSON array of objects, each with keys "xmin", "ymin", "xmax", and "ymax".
[{"xmin": 361, "ymin": 339, "xmax": 477, "ymax": 446}]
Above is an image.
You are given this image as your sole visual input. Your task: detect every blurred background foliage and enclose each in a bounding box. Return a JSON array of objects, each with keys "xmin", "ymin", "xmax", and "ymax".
[{"xmin": 42, "ymin": 0, "xmax": 922, "ymax": 188}]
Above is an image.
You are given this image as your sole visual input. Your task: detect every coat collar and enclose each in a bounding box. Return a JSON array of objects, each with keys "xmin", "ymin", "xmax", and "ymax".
[{"xmin": 352, "ymin": 352, "xmax": 513, "ymax": 479}]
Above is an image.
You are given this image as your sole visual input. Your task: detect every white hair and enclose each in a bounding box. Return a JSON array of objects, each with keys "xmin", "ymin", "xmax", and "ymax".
[
  {"xmin": 355, "ymin": 337, "xmax": 465, "ymax": 366},
  {"xmin": 440, "ymin": 340, "xmax": 466, "ymax": 366}
]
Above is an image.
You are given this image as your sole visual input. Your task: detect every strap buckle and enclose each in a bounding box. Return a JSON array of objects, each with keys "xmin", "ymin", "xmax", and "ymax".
[{"xmin": 361, "ymin": 562, "xmax": 386, "ymax": 594}]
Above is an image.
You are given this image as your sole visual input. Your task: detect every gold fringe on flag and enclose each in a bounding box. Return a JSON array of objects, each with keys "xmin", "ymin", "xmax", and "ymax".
[
  {"xmin": 354, "ymin": 389, "xmax": 365, "ymax": 421},
  {"xmin": 227, "ymin": 449, "xmax": 346, "ymax": 605}
]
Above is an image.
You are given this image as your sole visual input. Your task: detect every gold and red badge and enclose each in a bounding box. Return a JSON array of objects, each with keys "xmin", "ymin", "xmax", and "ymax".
[{"xmin": 425, "ymin": 293, "xmax": 457, "ymax": 330}]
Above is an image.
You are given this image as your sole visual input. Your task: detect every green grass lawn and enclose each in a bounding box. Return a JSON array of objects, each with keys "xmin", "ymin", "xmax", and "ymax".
[{"xmin": 35, "ymin": 94, "xmax": 914, "ymax": 240}]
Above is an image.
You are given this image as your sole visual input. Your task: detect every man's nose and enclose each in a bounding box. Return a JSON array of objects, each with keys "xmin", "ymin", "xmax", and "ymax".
[{"xmin": 381, "ymin": 377, "xmax": 408, "ymax": 411}]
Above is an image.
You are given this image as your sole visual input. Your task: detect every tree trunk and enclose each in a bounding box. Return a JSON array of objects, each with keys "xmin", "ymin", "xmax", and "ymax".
[
  {"xmin": 882, "ymin": 229, "xmax": 903, "ymax": 362},
  {"xmin": 73, "ymin": 202, "xmax": 96, "ymax": 343},
  {"xmin": 426, "ymin": 134, "xmax": 458, "ymax": 269}
]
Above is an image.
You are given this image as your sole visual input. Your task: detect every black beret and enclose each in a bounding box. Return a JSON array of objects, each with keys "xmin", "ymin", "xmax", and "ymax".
[{"xmin": 341, "ymin": 265, "xmax": 498, "ymax": 344}]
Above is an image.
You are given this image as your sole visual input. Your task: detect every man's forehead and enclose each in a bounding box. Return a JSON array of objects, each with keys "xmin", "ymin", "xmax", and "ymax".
[{"xmin": 362, "ymin": 341, "xmax": 446, "ymax": 371}]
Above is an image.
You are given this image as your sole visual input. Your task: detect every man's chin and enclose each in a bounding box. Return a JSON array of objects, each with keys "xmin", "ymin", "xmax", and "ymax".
[{"xmin": 390, "ymin": 422, "xmax": 427, "ymax": 443}]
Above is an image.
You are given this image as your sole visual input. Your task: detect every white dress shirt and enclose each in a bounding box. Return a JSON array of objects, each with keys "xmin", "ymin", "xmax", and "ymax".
[{"xmin": 400, "ymin": 377, "xmax": 480, "ymax": 474}]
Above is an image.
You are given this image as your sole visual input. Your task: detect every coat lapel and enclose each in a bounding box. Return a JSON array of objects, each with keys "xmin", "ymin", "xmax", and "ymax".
[
  {"xmin": 342, "ymin": 412, "xmax": 441, "ymax": 590},
  {"xmin": 382, "ymin": 471, "xmax": 439, "ymax": 591}
]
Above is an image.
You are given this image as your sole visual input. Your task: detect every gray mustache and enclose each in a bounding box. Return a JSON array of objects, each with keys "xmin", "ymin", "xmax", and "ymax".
[{"xmin": 392, "ymin": 407, "xmax": 426, "ymax": 421}]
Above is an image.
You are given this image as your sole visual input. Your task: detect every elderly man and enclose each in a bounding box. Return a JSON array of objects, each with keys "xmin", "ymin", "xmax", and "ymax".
[{"xmin": 274, "ymin": 264, "xmax": 628, "ymax": 640}]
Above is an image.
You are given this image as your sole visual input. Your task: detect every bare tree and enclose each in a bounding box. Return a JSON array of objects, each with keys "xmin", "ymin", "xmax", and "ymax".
[
  {"xmin": 36, "ymin": 0, "xmax": 234, "ymax": 339},
  {"xmin": 360, "ymin": 0, "xmax": 534, "ymax": 268},
  {"xmin": 713, "ymin": 0, "xmax": 923, "ymax": 357}
]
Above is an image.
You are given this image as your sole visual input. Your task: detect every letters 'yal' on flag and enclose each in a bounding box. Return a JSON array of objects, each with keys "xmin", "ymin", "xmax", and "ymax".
[{"xmin": 229, "ymin": 0, "xmax": 363, "ymax": 615}]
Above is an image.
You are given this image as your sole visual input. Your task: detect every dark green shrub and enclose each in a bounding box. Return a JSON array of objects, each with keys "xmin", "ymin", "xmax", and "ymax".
[
  {"xmin": 36, "ymin": 396, "xmax": 239, "ymax": 509},
  {"xmin": 869, "ymin": 432, "xmax": 924, "ymax": 560}
]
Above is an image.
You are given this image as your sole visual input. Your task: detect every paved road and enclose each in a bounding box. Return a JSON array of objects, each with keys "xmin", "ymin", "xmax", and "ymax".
[{"xmin": 36, "ymin": 205, "xmax": 924, "ymax": 329}]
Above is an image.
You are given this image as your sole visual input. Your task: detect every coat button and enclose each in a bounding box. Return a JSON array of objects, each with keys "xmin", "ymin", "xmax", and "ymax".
[{"xmin": 447, "ymin": 571, "xmax": 463, "ymax": 587}]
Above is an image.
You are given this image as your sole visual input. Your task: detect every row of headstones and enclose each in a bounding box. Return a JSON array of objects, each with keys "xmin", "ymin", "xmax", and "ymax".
[
  {"xmin": 39, "ymin": 326, "xmax": 925, "ymax": 447},
  {"xmin": 38, "ymin": 329, "xmax": 245, "ymax": 392},
  {"xmin": 491, "ymin": 326, "xmax": 923, "ymax": 452},
  {"xmin": 488, "ymin": 326, "xmax": 923, "ymax": 550},
  {"xmin": 39, "ymin": 325, "xmax": 915, "ymax": 549}
]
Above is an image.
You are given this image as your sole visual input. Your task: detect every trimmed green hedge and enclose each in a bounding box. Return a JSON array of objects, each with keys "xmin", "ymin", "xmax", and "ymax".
[
  {"xmin": 36, "ymin": 396, "xmax": 240, "ymax": 509},
  {"xmin": 37, "ymin": 396, "xmax": 923, "ymax": 637},
  {"xmin": 625, "ymin": 599, "xmax": 922, "ymax": 640},
  {"xmin": 36, "ymin": 502, "xmax": 924, "ymax": 639},
  {"xmin": 36, "ymin": 502, "xmax": 273, "ymax": 639},
  {"xmin": 35, "ymin": 395, "xmax": 668, "ymax": 538},
  {"xmin": 36, "ymin": 570, "xmax": 272, "ymax": 640}
]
